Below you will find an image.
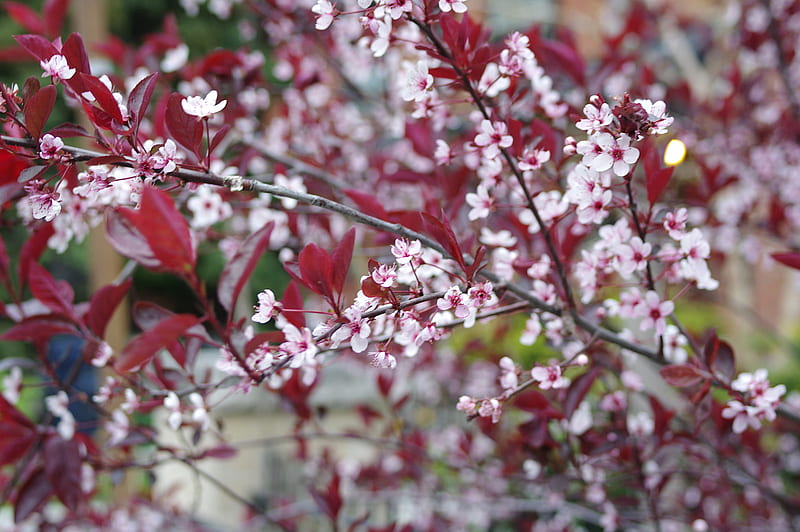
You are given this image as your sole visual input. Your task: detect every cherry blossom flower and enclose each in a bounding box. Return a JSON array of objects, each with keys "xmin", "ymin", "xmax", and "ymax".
[
  {"xmin": 456, "ymin": 395, "xmax": 478, "ymax": 416},
  {"xmin": 311, "ymin": 0, "xmax": 336, "ymax": 30},
  {"xmin": 722, "ymin": 400, "xmax": 762, "ymax": 433},
  {"xmin": 520, "ymin": 315, "xmax": 542, "ymax": 345},
  {"xmin": 371, "ymin": 263, "xmax": 397, "ymax": 287},
  {"xmin": 45, "ymin": 391, "xmax": 75, "ymax": 440},
  {"xmin": 477, "ymin": 398, "xmax": 502, "ymax": 423},
  {"xmin": 664, "ymin": 208, "xmax": 688, "ymax": 239},
  {"xmin": 385, "ymin": 0, "xmax": 412, "ymax": 19},
  {"xmin": 23, "ymin": 179, "xmax": 61, "ymax": 221},
  {"xmin": 437, "ymin": 285, "xmax": 471, "ymax": 319},
  {"xmin": 164, "ymin": 392, "xmax": 182, "ymax": 431},
  {"xmin": 91, "ymin": 341, "xmax": 113, "ymax": 367},
  {"xmin": 498, "ymin": 357, "xmax": 518, "ymax": 390},
  {"xmin": 40, "ymin": 54, "xmax": 75, "ymax": 82},
  {"xmin": 637, "ymin": 291, "xmax": 673, "ymax": 336},
  {"xmin": 39, "ymin": 133, "xmax": 65, "ymax": 160},
  {"xmin": 402, "ymin": 60, "xmax": 434, "ymax": 102},
  {"xmin": 187, "ymin": 184, "xmax": 233, "ymax": 229},
  {"xmin": 474, "ymin": 119, "xmax": 513, "ymax": 160},
  {"xmin": 106, "ymin": 409, "xmax": 130, "ymax": 446},
  {"xmin": 531, "ymin": 364, "xmax": 570, "ymax": 390},
  {"xmin": 635, "ymin": 98, "xmax": 674, "ymax": 135},
  {"xmin": 434, "ymin": 139, "xmax": 452, "ymax": 165},
  {"xmin": 189, "ymin": 393, "xmax": 211, "ymax": 431},
  {"xmin": 439, "ymin": 0, "xmax": 468, "ymax": 13},
  {"xmin": 616, "ymin": 237, "xmax": 652, "ymax": 278},
  {"xmin": 589, "ymin": 132, "xmax": 640, "ymax": 176},
  {"xmin": 370, "ymin": 350, "xmax": 397, "ymax": 369},
  {"xmin": 576, "ymin": 102, "xmax": 613, "ymax": 133},
  {"xmin": 331, "ymin": 305, "xmax": 372, "ymax": 353},
  {"xmin": 252, "ymin": 288, "xmax": 279, "ymax": 323},
  {"xmin": 1, "ymin": 366, "xmax": 22, "ymax": 404},
  {"xmin": 279, "ymin": 323, "xmax": 318, "ymax": 368},
  {"xmin": 391, "ymin": 238, "xmax": 422, "ymax": 265},
  {"xmin": 518, "ymin": 146, "xmax": 550, "ymax": 171},
  {"xmin": 465, "ymin": 183, "xmax": 494, "ymax": 221},
  {"xmin": 181, "ymin": 90, "xmax": 227, "ymax": 118}
]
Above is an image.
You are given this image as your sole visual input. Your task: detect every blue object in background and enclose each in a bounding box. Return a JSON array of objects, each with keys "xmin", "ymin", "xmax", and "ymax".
[{"xmin": 46, "ymin": 334, "xmax": 98, "ymax": 435}]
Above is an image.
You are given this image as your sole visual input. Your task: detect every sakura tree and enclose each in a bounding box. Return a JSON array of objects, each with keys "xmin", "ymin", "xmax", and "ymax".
[{"xmin": 0, "ymin": 0, "xmax": 799, "ymax": 530}]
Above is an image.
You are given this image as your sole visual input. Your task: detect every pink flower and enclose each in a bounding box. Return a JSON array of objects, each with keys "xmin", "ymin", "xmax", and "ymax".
[
  {"xmin": 311, "ymin": 0, "xmax": 336, "ymax": 30},
  {"xmin": 181, "ymin": 90, "xmax": 227, "ymax": 118},
  {"xmin": 279, "ymin": 323, "xmax": 318, "ymax": 368},
  {"xmin": 474, "ymin": 119, "xmax": 513, "ymax": 160},
  {"xmin": 370, "ymin": 350, "xmax": 397, "ymax": 369},
  {"xmin": 45, "ymin": 391, "xmax": 75, "ymax": 440},
  {"xmin": 1, "ymin": 367, "xmax": 22, "ymax": 404},
  {"xmin": 663, "ymin": 208, "xmax": 688, "ymax": 239},
  {"xmin": 590, "ymin": 133, "xmax": 640, "ymax": 176},
  {"xmin": 252, "ymin": 289, "xmax": 279, "ymax": 323},
  {"xmin": 24, "ymin": 179, "xmax": 62, "ymax": 221},
  {"xmin": 465, "ymin": 183, "xmax": 494, "ymax": 221},
  {"xmin": 39, "ymin": 133, "xmax": 65, "ymax": 160},
  {"xmin": 576, "ymin": 102, "xmax": 613, "ymax": 133},
  {"xmin": 385, "ymin": 0, "xmax": 412, "ymax": 19},
  {"xmin": 531, "ymin": 364, "xmax": 570, "ymax": 390},
  {"xmin": 187, "ymin": 185, "xmax": 233, "ymax": 229},
  {"xmin": 456, "ymin": 395, "xmax": 477, "ymax": 415},
  {"xmin": 637, "ymin": 291, "xmax": 673, "ymax": 336},
  {"xmin": 499, "ymin": 356, "xmax": 518, "ymax": 390},
  {"xmin": 40, "ymin": 54, "xmax": 75, "ymax": 82},
  {"xmin": 518, "ymin": 146, "xmax": 550, "ymax": 171},
  {"xmin": 391, "ymin": 238, "xmax": 422, "ymax": 265},
  {"xmin": 401, "ymin": 60, "xmax": 434, "ymax": 102},
  {"xmin": 371, "ymin": 263, "xmax": 397, "ymax": 287},
  {"xmin": 437, "ymin": 285, "xmax": 470, "ymax": 319},
  {"xmin": 106, "ymin": 409, "xmax": 129, "ymax": 446},
  {"xmin": 164, "ymin": 392, "xmax": 182, "ymax": 430},
  {"xmin": 439, "ymin": 0, "xmax": 468, "ymax": 13}
]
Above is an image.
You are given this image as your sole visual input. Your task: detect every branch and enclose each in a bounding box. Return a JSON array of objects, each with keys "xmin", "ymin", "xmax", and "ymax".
[{"xmin": 0, "ymin": 134, "xmax": 661, "ymax": 364}]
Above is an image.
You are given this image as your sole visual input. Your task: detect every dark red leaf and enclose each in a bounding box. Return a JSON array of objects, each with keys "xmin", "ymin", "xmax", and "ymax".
[
  {"xmin": 0, "ymin": 235, "xmax": 9, "ymax": 280},
  {"xmin": 13, "ymin": 34, "xmax": 58, "ymax": 62},
  {"xmin": 200, "ymin": 444, "xmax": 238, "ymax": 459},
  {"xmin": 376, "ymin": 373, "xmax": 393, "ymax": 397},
  {"xmin": 217, "ymin": 222, "xmax": 273, "ymax": 314},
  {"xmin": 127, "ymin": 73, "xmax": 158, "ymax": 140},
  {"xmin": 47, "ymin": 122, "xmax": 91, "ymax": 138},
  {"xmin": 117, "ymin": 186, "xmax": 196, "ymax": 277},
  {"xmin": 5, "ymin": 3, "xmax": 44, "ymax": 34},
  {"xmin": 343, "ymin": 189, "xmax": 390, "ymax": 221},
  {"xmin": 116, "ymin": 313, "xmax": 200, "ymax": 373},
  {"xmin": 14, "ymin": 467, "xmax": 51, "ymax": 523},
  {"xmin": 209, "ymin": 123, "xmax": 231, "ymax": 154},
  {"xmin": 27, "ymin": 261, "xmax": 74, "ymax": 317},
  {"xmin": 23, "ymin": 84, "xmax": 56, "ymax": 140},
  {"xmin": 86, "ymin": 279, "xmax": 132, "ymax": 339},
  {"xmin": 712, "ymin": 340, "xmax": 735, "ymax": 383},
  {"xmin": 647, "ymin": 167, "xmax": 673, "ymax": 206},
  {"xmin": 280, "ymin": 281, "xmax": 305, "ymax": 328},
  {"xmin": 772, "ymin": 252, "xmax": 800, "ymax": 270},
  {"xmin": 309, "ymin": 472, "xmax": 342, "ymax": 521},
  {"xmin": 421, "ymin": 211, "xmax": 465, "ymax": 271},
  {"xmin": 563, "ymin": 367, "xmax": 600, "ymax": 419},
  {"xmin": 105, "ymin": 209, "xmax": 160, "ymax": 269},
  {"xmin": 43, "ymin": 436, "xmax": 82, "ymax": 512},
  {"xmin": 18, "ymin": 223, "xmax": 54, "ymax": 284},
  {"xmin": 0, "ymin": 317, "xmax": 76, "ymax": 342},
  {"xmin": 513, "ymin": 389, "xmax": 551, "ymax": 413},
  {"xmin": 80, "ymin": 73, "xmax": 123, "ymax": 124},
  {"xmin": 164, "ymin": 92, "xmax": 203, "ymax": 161},
  {"xmin": 43, "ymin": 0, "xmax": 69, "ymax": 38},
  {"xmin": 0, "ymin": 422, "xmax": 36, "ymax": 466},
  {"xmin": 660, "ymin": 364, "xmax": 705, "ymax": 388},
  {"xmin": 331, "ymin": 228, "xmax": 355, "ymax": 302},
  {"xmin": 61, "ymin": 33, "xmax": 90, "ymax": 78},
  {"xmin": 296, "ymin": 243, "xmax": 334, "ymax": 299}
]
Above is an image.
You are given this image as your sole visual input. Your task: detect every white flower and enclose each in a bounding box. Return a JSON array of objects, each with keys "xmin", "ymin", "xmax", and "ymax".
[
  {"xmin": 439, "ymin": 0, "xmax": 468, "ymax": 13},
  {"xmin": 40, "ymin": 54, "xmax": 75, "ymax": 81},
  {"xmin": 311, "ymin": 0, "xmax": 336, "ymax": 30},
  {"xmin": 181, "ymin": 90, "xmax": 227, "ymax": 118}
]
